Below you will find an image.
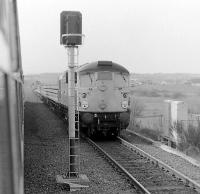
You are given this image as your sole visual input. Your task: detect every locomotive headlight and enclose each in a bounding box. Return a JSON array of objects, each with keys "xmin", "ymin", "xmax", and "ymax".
[
  {"xmin": 122, "ymin": 101, "xmax": 128, "ymax": 109},
  {"xmin": 82, "ymin": 101, "xmax": 88, "ymax": 109},
  {"xmin": 123, "ymin": 93, "xmax": 128, "ymax": 98}
]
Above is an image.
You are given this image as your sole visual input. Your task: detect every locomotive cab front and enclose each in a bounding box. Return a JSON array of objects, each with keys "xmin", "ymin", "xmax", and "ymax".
[{"xmin": 78, "ymin": 61, "xmax": 130, "ymax": 137}]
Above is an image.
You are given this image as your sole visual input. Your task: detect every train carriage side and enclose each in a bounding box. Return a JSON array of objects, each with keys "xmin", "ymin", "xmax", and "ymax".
[
  {"xmin": 40, "ymin": 85, "xmax": 59, "ymax": 104},
  {"xmin": 0, "ymin": 0, "xmax": 24, "ymax": 193}
]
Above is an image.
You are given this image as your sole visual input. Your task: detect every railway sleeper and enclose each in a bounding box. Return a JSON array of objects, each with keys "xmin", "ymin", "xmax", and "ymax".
[{"xmin": 146, "ymin": 185, "xmax": 192, "ymax": 193}]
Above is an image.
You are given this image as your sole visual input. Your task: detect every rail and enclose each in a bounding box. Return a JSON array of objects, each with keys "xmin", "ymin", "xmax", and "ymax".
[
  {"xmin": 118, "ymin": 136, "xmax": 200, "ymax": 193},
  {"xmin": 86, "ymin": 137, "xmax": 151, "ymax": 194}
]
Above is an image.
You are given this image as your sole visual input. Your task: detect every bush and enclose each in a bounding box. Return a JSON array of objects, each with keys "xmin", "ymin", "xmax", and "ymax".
[
  {"xmin": 172, "ymin": 92, "xmax": 185, "ymax": 99},
  {"xmin": 174, "ymin": 121, "xmax": 200, "ymax": 152},
  {"xmin": 188, "ymin": 105, "xmax": 200, "ymax": 114},
  {"xmin": 131, "ymin": 98, "xmax": 145, "ymax": 117},
  {"xmin": 137, "ymin": 90, "xmax": 161, "ymax": 97},
  {"xmin": 171, "ymin": 122, "xmax": 189, "ymax": 151},
  {"xmin": 163, "ymin": 92, "xmax": 171, "ymax": 98},
  {"xmin": 138, "ymin": 128, "xmax": 161, "ymax": 141},
  {"xmin": 185, "ymin": 124, "xmax": 200, "ymax": 149},
  {"xmin": 128, "ymin": 97, "xmax": 145, "ymax": 130},
  {"xmin": 146, "ymin": 90, "xmax": 160, "ymax": 97}
]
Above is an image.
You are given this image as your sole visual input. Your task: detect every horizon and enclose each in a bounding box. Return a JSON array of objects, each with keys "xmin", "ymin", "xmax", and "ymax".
[{"xmin": 24, "ymin": 72, "xmax": 200, "ymax": 76}]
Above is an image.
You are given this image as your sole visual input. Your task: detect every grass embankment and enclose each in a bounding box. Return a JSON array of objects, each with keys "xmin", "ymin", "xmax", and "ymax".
[
  {"xmin": 130, "ymin": 84, "xmax": 200, "ymax": 114},
  {"xmin": 129, "ymin": 84, "xmax": 200, "ymax": 156}
]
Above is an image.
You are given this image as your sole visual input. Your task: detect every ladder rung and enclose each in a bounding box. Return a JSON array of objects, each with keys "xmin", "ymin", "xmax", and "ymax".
[
  {"xmin": 69, "ymin": 171, "xmax": 79, "ymax": 173},
  {"xmin": 69, "ymin": 172, "xmax": 79, "ymax": 175},
  {"xmin": 69, "ymin": 155, "xmax": 79, "ymax": 157}
]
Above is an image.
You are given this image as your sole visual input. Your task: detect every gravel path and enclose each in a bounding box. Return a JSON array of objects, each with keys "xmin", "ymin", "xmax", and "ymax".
[
  {"xmin": 24, "ymin": 88, "xmax": 136, "ymax": 193},
  {"xmin": 121, "ymin": 130, "xmax": 200, "ymax": 185}
]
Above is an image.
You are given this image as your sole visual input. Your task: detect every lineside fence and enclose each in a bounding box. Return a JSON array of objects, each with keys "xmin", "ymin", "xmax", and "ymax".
[
  {"xmin": 131, "ymin": 114, "xmax": 200, "ymax": 133},
  {"xmin": 133, "ymin": 114, "xmax": 163, "ymax": 132}
]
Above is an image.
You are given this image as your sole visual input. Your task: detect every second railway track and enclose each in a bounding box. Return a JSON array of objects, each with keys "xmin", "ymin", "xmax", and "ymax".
[{"xmin": 85, "ymin": 137, "xmax": 200, "ymax": 194}]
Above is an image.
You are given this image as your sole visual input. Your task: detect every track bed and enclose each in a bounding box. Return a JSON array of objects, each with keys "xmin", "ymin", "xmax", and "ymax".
[
  {"xmin": 89, "ymin": 139, "xmax": 198, "ymax": 194},
  {"xmin": 121, "ymin": 130, "xmax": 200, "ymax": 185},
  {"xmin": 24, "ymin": 91, "xmax": 137, "ymax": 193}
]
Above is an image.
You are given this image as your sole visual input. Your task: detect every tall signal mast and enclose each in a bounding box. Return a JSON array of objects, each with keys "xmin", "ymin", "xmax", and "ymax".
[{"xmin": 56, "ymin": 11, "xmax": 89, "ymax": 191}]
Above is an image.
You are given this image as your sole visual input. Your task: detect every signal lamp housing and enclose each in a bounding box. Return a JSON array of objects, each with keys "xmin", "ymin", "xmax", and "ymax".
[{"xmin": 60, "ymin": 11, "xmax": 82, "ymax": 45}]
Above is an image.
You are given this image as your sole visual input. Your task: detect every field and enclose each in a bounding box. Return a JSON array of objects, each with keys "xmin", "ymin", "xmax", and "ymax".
[
  {"xmin": 24, "ymin": 73, "xmax": 200, "ymax": 114},
  {"xmin": 129, "ymin": 83, "xmax": 200, "ymax": 159},
  {"xmin": 130, "ymin": 83, "xmax": 200, "ymax": 115}
]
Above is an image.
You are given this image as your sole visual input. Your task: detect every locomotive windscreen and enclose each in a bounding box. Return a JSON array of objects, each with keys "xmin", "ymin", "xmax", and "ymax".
[{"xmin": 97, "ymin": 72, "xmax": 112, "ymax": 80}]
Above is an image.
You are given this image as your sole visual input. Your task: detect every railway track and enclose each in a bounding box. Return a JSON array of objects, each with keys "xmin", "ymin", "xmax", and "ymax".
[{"xmin": 86, "ymin": 137, "xmax": 200, "ymax": 194}]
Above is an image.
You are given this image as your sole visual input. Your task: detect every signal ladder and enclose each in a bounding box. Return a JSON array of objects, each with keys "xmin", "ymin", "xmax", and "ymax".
[{"xmin": 68, "ymin": 80, "xmax": 80, "ymax": 178}]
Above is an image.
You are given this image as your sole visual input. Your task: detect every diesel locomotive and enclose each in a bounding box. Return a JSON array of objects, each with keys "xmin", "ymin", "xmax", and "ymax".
[{"xmin": 36, "ymin": 61, "xmax": 130, "ymax": 137}]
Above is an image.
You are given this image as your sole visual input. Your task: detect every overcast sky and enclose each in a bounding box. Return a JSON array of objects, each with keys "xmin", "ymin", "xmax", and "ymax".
[{"xmin": 18, "ymin": 0, "xmax": 200, "ymax": 74}]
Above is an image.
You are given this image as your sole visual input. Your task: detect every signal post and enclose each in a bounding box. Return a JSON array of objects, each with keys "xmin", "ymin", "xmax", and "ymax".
[{"xmin": 56, "ymin": 11, "xmax": 89, "ymax": 191}]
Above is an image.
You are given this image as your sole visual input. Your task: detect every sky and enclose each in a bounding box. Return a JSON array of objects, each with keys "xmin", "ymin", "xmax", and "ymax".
[{"xmin": 18, "ymin": 0, "xmax": 200, "ymax": 75}]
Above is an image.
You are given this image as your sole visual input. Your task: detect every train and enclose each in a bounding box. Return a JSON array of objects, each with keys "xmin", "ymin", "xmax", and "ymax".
[
  {"xmin": 0, "ymin": 0, "xmax": 24, "ymax": 193},
  {"xmin": 35, "ymin": 61, "xmax": 130, "ymax": 137}
]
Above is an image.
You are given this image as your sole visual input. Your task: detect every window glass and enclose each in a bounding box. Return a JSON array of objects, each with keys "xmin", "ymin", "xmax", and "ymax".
[
  {"xmin": 97, "ymin": 71, "xmax": 112, "ymax": 80},
  {"xmin": 0, "ymin": 0, "xmax": 10, "ymax": 71},
  {"xmin": 0, "ymin": 0, "xmax": 20, "ymax": 72},
  {"xmin": 0, "ymin": 72, "xmax": 13, "ymax": 193},
  {"xmin": 9, "ymin": 0, "xmax": 21, "ymax": 72},
  {"xmin": 80, "ymin": 73, "xmax": 94, "ymax": 87},
  {"xmin": 114, "ymin": 72, "xmax": 129, "ymax": 87}
]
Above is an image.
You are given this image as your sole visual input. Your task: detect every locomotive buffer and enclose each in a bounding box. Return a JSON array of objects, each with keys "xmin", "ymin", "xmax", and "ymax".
[{"xmin": 56, "ymin": 11, "xmax": 89, "ymax": 191}]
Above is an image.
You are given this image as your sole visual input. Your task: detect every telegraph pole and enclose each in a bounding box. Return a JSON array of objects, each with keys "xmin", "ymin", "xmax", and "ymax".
[{"xmin": 56, "ymin": 11, "xmax": 89, "ymax": 191}]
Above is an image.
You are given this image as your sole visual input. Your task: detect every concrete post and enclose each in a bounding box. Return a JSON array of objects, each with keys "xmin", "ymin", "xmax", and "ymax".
[{"xmin": 67, "ymin": 46, "xmax": 77, "ymax": 177}]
